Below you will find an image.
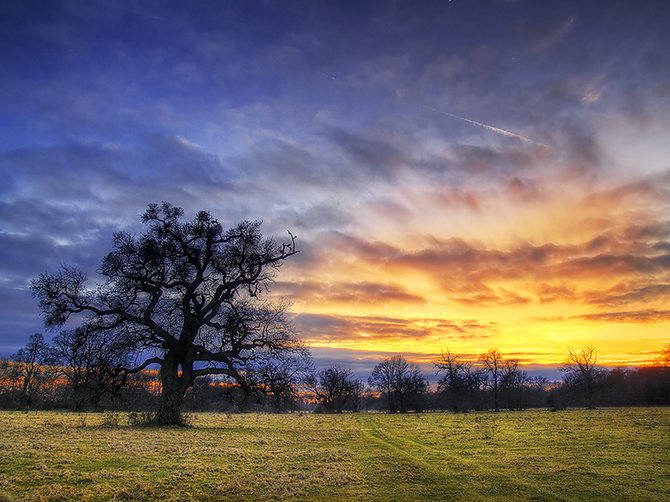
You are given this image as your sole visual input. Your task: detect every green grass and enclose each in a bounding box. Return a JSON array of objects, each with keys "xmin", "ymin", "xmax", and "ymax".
[{"xmin": 0, "ymin": 408, "xmax": 668, "ymax": 501}]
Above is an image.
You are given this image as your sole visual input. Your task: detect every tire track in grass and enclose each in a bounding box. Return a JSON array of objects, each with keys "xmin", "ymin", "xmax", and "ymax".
[
  {"xmin": 359, "ymin": 423, "xmax": 469, "ymax": 500},
  {"xmin": 358, "ymin": 416, "xmax": 573, "ymax": 502}
]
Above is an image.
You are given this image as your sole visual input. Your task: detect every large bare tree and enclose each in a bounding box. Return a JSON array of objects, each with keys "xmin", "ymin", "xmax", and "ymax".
[{"xmin": 32, "ymin": 202, "xmax": 302, "ymax": 425}]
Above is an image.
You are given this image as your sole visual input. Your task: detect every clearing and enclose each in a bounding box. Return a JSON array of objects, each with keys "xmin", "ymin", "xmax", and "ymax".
[{"xmin": 0, "ymin": 408, "xmax": 668, "ymax": 501}]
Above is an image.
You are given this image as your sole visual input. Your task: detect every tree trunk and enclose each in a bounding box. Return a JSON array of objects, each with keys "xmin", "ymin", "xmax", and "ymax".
[
  {"xmin": 586, "ymin": 382, "xmax": 596, "ymax": 409},
  {"xmin": 154, "ymin": 358, "xmax": 187, "ymax": 426}
]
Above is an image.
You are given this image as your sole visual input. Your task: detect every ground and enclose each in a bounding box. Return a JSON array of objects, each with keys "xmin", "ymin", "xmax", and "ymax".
[{"xmin": 0, "ymin": 408, "xmax": 668, "ymax": 501}]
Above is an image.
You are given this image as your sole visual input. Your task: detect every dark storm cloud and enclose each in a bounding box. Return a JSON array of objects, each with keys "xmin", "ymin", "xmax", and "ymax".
[
  {"xmin": 316, "ymin": 126, "xmax": 557, "ymax": 188},
  {"xmin": 620, "ymin": 221, "xmax": 670, "ymax": 242},
  {"xmin": 366, "ymin": 199, "xmax": 414, "ymax": 221},
  {"xmin": 234, "ymin": 124, "xmax": 556, "ymax": 191}
]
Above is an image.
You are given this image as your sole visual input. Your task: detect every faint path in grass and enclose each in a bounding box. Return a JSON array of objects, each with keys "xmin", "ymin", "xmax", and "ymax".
[
  {"xmin": 358, "ymin": 423, "xmax": 473, "ymax": 500},
  {"xmin": 0, "ymin": 410, "xmax": 667, "ymax": 501},
  {"xmin": 356, "ymin": 414, "xmax": 573, "ymax": 502}
]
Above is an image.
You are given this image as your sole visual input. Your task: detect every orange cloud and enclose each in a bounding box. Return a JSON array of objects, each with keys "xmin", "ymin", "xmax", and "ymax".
[
  {"xmin": 295, "ymin": 313, "xmax": 496, "ymax": 345},
  {"xmin": 272, "ymin": 280, "xmax": 426, "ymax": 305}
]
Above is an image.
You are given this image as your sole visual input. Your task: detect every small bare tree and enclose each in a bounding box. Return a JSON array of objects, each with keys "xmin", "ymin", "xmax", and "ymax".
[
  {"xmin": 659, "ymin": 343, "xmax": 670, "ymax": 367},
  {"xmin": 245, "ymin": 353, "xmax": 312, "ymax": 411},
  {"xmin": 433, "ymin": 350, "xmax": 483, "ymax": 412},
  {"xmin": 53, "ymin": 326, "xmax": 133, "ymax": 409},
  {"xmin": 10, "ymin": 333, "xmax": 59, "ymax": 407},
  {"xmin": 0, "ymin": 358, "xmax": 21, "ymax": 404},
  {"xmin": 479, "ymin": 349, "xmax": 505, "ymax": 411},
  {"xmin": 498, "ymin": 359, "xmax": 529, "ymax": 410},
  {"xmin": 369, "ymin": 355, "xmax": 426, "ymax": 413},
  {"xmin": 306, "ymin": 367, "xmax": 362, "ymax": 413},
  {"xmin": 561, "ymin": 345, "xmax": 605, "ymax": 409}
]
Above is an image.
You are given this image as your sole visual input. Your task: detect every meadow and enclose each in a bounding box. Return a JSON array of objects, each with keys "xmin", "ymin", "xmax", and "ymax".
[{"xmin": 0, "ymin": 408, "xmax": 667, "ymax": 501}]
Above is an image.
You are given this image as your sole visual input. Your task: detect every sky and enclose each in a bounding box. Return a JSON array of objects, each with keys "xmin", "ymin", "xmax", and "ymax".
[{"xmin": 1, "ymin": 0, "xmax": 669, "ymax": 378}]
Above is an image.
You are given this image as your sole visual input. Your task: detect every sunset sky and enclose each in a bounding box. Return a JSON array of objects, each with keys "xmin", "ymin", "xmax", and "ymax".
[{"xmin": 1, "ymin": 1, "xmax": 668, "ymax": 376}]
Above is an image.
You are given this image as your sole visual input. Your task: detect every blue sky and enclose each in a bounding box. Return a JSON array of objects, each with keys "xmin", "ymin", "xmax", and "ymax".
[{"xmin": 1, "ymin": 1, "xmax": 669, "ymax": 376}]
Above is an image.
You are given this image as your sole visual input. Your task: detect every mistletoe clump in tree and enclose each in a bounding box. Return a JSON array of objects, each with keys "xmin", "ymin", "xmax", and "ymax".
[{"xmin": 32, "ymin": 202, "xmax": 304, "ymax": 425}]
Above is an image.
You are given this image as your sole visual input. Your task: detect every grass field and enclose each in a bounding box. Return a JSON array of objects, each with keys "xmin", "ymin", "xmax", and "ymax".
[{"xmin": 0, "ymin": 408, "xmax": 668, "ymax": 501}]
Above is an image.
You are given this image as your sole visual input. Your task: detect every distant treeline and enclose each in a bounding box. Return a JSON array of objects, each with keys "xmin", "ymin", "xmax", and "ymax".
[{"xmin": 1, "ymin": 335, "xmax": 668, "ymax": 413}]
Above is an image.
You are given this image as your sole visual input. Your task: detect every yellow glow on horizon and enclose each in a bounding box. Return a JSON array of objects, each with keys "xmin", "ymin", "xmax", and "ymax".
[{"xmin": 276, "ymin": 157, "xmax": 669, "ymax": 367}]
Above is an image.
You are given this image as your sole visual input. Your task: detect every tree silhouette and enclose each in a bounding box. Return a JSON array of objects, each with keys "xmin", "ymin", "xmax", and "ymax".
[
  {"xmin": 10, "ymin": 333, "xmax": 58, "ymax": 407},
  {"xmin": 561, "ymin": 345, "xmax": 605, "ymax": 409},
  {"xmin": 659, "ymin": 343, "xmax": 670, "ymax": 367},
  {"xmin": 31, "ymin": 202, "xmax": 302, "ymax": 425},
  {"xmin": 245, "ymin": 353, "xmax": 312, "ymax": 411},
  {"xmin": 479, "ymin": 349, "xmax": 506, "ymax": 411},
  {"xmin": 498, "ymin": 359, "xmax": 529, "ymax": 410},
  {"xmin": 434, "ymin": 350, "xmax": 484, "ymax": 412},
  {"xmin": 369, "ymin": 355, "xmax": 426, "ymax": 413},
  {"xmin": 53, "ymin": 326, "xmax": 133, "ymax": 409},
  {"xmin": 305, "ymin": 367, "xmax": 362, "ymax": 413}
]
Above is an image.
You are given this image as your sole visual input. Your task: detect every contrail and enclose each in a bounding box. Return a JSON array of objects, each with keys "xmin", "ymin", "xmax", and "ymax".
[{"xmin": 425, "ymin": 105, "xmax": 548, "ymax": 147}]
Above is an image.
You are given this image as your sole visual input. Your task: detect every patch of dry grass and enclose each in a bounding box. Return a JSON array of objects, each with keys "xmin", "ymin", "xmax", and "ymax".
[{"xmin": 0, "ymin": 408, "xmax": 668, "ymax": 501}]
